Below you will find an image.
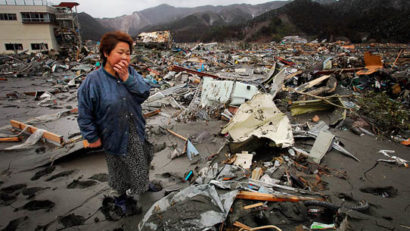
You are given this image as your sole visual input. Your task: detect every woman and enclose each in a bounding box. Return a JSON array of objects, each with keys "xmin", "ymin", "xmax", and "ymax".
[{"xmin": 77, "ymin": 31, "xmax": 153, "ymax": 215}]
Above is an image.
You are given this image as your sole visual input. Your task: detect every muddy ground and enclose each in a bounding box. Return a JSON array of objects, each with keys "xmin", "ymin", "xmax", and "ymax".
[{"xmin": 0, "ymin": 76, "xmax": 409, "ymax": 231}]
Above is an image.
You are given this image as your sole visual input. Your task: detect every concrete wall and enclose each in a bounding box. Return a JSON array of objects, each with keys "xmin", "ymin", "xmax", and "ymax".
[{"xmin": 0, "ymin": 5, "xmax": 59, "ymax": 54}]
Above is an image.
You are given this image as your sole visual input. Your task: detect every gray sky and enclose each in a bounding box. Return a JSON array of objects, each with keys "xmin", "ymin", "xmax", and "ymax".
[{"xmin": 70, "ymin": 0, "xmax": 280, "ymax": 18}]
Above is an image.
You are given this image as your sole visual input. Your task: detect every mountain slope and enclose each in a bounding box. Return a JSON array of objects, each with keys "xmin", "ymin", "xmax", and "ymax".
[
  {"xmin": 97, "ymin": 12, "xmax": 151, "ymax": 35},
  {"xmin": 243, "ymin": 0, "xmax": 410, "ymax": 43},
  {"xmin": 78, "ymin": 12, "xmax": 113, "ymax": 41},
  {"xmin": 79, "ymin": 1, "xmax": 289, "ymax": 39}
]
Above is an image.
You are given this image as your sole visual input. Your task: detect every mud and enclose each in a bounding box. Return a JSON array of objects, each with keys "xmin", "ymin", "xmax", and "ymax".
[
  {"xmin": 232, "ymin": 201, "xmax": 309, "ymax": 226},
  {"xmin": 360, "ymin": 186, "xmax": 398, "ymax": 198},
  {"xmin": 67, "ymin": 179, "xmax": 97, "ymax": 189},
  {"xmin": 89, "ymin": 173, "xmax": 108, "ymax": 182},
  {"xmin": 100, "ymin": 196, "xmax": 140, "ymax": 221},
  {"xmin": 1, "ymin": 216, "xmax": 28, "ymax": 231},
  {"xmin": 31, "ymin": 166, "xmax": 56, "ymax": 181},
  {"xmin": 58, "ymin": 213, "xmax": 85, "ymax": 228},
  {"xmin": 0, "ymin": 193, "xmax": 17, "ymax": 206},
  {"xmin": 35, "ymin": 147, "xmax": 46, "ymax": 154},
  {"xmin": 153, "ymin": 142, "xmax": 167, "ymax": 153},
  {"xmin": 0, "ymin": 184, "xmax": 26, "ymax": 194},
  {"xmin": 22, "ymin": 200, "xmax": 55, "ymax": 211},
  {"xmin": 144, "ymin": 194, "xmax": 221, "ymax": 230},
  {"xmin": 22, "ymin": 187, "xmax": 49, "ymax": 199},
  {"xmin": 45, "ymin": 170, "xmax": 75, "ymax": 181}
]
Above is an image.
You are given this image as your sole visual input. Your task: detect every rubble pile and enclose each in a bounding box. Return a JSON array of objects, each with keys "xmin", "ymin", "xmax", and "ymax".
[{"xmin": 0, "ymin": 40, "xmax": 409, "ymax": 230}]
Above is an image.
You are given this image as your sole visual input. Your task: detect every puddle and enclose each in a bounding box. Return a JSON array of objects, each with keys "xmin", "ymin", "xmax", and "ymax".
[
  {"xmin": 31, "ymin": 166, "xmax": 56, "ymax": 181},
  {"xmin": 89, "ymin": 173, "xmax": 108, "ymax": 182},
  {"xmin": 22, "ymin": 200, "xmax": 55, "ymax": 211},
  {"xmin": 46, "ymin": 170, "xmax": 75, "ymax": 181},
  {"xmin": 1, "ymin": 216, "xmax": 29, "ymax": 231},
  {"xmin": 67, "ymin": 180, "xmax": 97, "ymax": 189},
  {"xmin": 58, "ymin": 213, "xmax": 85, "ymax": 228},
  {"xmin": 360, "ymin": 186, "xmax": 398, "ymax": 198}
]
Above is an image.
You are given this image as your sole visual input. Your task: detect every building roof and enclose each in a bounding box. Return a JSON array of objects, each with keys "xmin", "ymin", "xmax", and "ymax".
[{"xmin": 53, "ymin": 2, "xmax": 79, "ymax": 9}]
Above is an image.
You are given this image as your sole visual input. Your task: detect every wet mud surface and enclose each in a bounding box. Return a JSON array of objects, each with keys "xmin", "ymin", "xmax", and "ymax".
[
  {"xmin": 67, "ymin": 179, "xmax": 98, "ymax": 189},
  {"xmin": 22, "ymin": 200, "xmax": 55, "ymax": 211},
  {"xmin": 58, "ymin": 213, "xmax": 85, "ymax": 228}
]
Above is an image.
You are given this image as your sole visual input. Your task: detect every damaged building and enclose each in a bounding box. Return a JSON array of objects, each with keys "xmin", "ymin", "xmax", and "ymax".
[
  {"xmin": 136, "ymin": 31, "xmax": 172, "ymax": 49},
  {"xmin": 0, "ymin": 0, "xmax": 81, "ymax": 54}
]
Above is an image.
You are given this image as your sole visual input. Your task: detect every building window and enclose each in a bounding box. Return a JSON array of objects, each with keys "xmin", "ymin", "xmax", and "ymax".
[
  {"xmin": 0, "ymin": 13, "xmax": 17, "ymax": 21},
  {"xmin": 5, "ymin": 43, "xmax": 23, "ymax": 51},
  {"xmin": 31, "ymin": 43, "xmax": 48, "ymax": 50},
  {"xmin": 21, "ymin": 12, "xmax": 55, "ymax": 24}
]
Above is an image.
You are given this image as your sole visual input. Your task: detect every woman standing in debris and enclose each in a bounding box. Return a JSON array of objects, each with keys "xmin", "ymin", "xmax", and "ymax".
[{"xmin": 77, "ymin": 31, "xmax": 157, "ymax": 216}]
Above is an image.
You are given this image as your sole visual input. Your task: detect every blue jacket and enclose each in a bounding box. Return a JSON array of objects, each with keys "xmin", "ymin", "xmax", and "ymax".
[{"xmin": 77, "ymin": 67, "xmax": 151, "ymax": 155}]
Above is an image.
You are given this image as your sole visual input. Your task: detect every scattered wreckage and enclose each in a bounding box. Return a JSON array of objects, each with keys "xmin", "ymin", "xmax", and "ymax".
[{"xmin": 0, "ymin": 39, "xmax": 409, "ymax": 230}]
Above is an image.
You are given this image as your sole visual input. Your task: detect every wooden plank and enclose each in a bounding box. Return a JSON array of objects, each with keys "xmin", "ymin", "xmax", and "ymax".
[
  {"xmin": 236, "ymin": 191, "xmax": 322, "ymax": 202},
  {"xmin": 0, "ymin": 137, "xmax": 21, "ymax": 142},
  {"xmin": 10, "ymin": 120, "xmax": 64, "ymax": 145},
  {"xmin": 313, "ymin": 67, "xmax": 363, "ymax": 75},
  {"xmin": 166, "ymin": 129, "xmax": 188, "ymax": 141},
  {"xmin": 284, "ymin": 70, "xmax": 303, "ymax": 81},
  {"xmin": 243, "ymin": 202, "xmax": 264, "ymax": 210},
  {"xmin": 171, "ymin": 65, "xmax": 220, "ymax": 79},
  {"xmin": 233, "ymin": 221, "xmax": 252, "ymax": 230},
  {"xmin": 143, "ymin": 109, "xmax": 161, "ymax": 118},
  {"xmin": 295, "ymin": 75, "xmax": 331, "ymax": 92}
]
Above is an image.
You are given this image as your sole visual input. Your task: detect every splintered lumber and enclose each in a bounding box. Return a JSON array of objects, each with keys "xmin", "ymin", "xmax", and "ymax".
[
  {"xmin": 393, "ymin": 49, "xmax": 404, "ymax": 66},
  {"xmin": 243, "ymin": 202, "xmax": 264, "ymax": 210},
  {"xmin": 166, "ymin": 129, "xmax": 188, "ymax": 141},
  {"xmin": 171, "ymin": 65, "xmax": 220, "ymax": 79},
  {"xmin": 284, "ymin": 70, "xmax": 303, "ymax": 81},
  {"xmin": 236, "ymin": 191, "xmax": 323, "ymax": 202},
  {"xmin": 0, "ymin": 137, "xmax": 21, "ymax": 142},
  {"xmin": 143, "ymin": 109, "xmax": 161, "ymax": 118},
  {"xmin": 10, "ymin": 120, "xmax": 64, "ymax": 145},
  {"xmin": 233, "ymin": 221, "xmax": 252, "ymax": 230},
  {"xmin": 295, "ymin": 75, "xmax": 331, "ymax": 92},
  {"xmin": 313, "ymin": 67, "xmax": 362, "ymax": 75}
]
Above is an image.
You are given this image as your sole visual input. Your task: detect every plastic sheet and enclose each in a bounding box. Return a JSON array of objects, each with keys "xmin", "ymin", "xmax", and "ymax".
[{"xmin": 138, "ymin": 184, "xmax": 238, "ymax": 231}]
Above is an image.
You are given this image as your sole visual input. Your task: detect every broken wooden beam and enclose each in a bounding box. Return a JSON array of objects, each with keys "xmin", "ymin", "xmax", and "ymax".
[
  {"xmin": 236, "ymin": 191, "xmax": 323, "ymax": 202},
  {"xmin": 143, "ymin": 109, "xmax": 161, "ymax": 118},
  {"xmin": 312, "ymin": 67, "xmax": 363, "ymax": 75},
  {"xmin": 243, "ymin": 202, "xmax": 264, "ymax": 210},
  {"xmin": 166, "ymin": 128, "xmax": 188, "ymax": 141},
  {"xmin": 170, "ymin": 65, "xmax": 220, "ymax": 79},
  {"xmin": 0, "ymin": 137, "xmax": 21, "ymax": 142},
  {"xmin": 233, "ymin": 221, "xmax": 252, "ymax": 230},
  {"xmin": 295, "ymin": 75, "xmax": 331, "ymax": 92},
  {"xmin": 284, "ymin": 70, "xmax": 303, "ymax": 81},
  {"xmin": 10, "ymin": 120, "xmax": 64, "ymax": 145}
]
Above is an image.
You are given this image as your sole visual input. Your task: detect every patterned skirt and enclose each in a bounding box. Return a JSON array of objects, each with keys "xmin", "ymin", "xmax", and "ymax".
[{"xmin": 105, "ymin": 119, "xmax": 153, "ymax": 195}]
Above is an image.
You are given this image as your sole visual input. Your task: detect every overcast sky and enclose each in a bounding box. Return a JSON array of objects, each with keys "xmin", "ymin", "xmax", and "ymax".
[{"xmin": 69, "ymin": 0, "xmax": 282, "ymax": 18}]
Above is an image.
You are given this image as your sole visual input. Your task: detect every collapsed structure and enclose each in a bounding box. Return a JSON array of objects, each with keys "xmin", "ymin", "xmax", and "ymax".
[{"xmin": 136, "ymin": 31, "xmax": 172, "ymax": 49}]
